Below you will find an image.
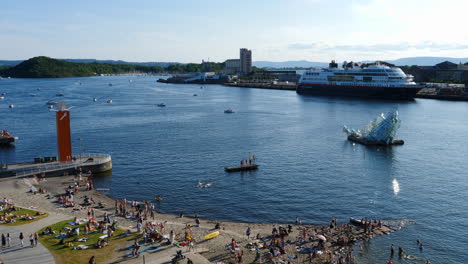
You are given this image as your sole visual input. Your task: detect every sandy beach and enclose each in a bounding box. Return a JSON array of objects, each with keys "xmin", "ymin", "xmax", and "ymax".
[{"xmin": 0, "ymin": 175, "xmax": 398, "ymax": 264}]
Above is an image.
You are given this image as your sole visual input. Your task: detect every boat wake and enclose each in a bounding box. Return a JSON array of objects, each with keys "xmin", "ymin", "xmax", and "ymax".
[{"xmin": 194, "ymin": 180, "xmax": 213, "ymax": 188}]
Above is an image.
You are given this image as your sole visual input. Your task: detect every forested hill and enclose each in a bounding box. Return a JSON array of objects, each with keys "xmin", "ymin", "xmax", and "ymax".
[{"xmin": 0, "ymin": 56, "xmax": 225, "ymax": 78}]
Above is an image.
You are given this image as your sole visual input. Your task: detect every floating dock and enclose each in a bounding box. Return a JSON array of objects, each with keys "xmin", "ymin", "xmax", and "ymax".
[
  {"xmin": 0, "ymin": 153, "xmax": 112, "ymax": 178},
  {"xmin": 224, "ymin": 164, "xmax": 259, "ymax": 173}
]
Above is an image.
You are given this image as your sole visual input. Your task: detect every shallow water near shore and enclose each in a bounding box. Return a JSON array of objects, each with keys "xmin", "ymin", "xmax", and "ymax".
[{"xmin": 1, "ymin": 76, "xmax": 467, "ymax": 263}]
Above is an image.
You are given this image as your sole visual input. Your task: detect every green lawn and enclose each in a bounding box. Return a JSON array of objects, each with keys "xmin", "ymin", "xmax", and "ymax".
[
  {"xmin": 39, "ymin": 219, "xmax": 140, "ymax": 264},
  {"xmin": 0, "ymin": 207, "xmax": 48, "ymax": 226}
]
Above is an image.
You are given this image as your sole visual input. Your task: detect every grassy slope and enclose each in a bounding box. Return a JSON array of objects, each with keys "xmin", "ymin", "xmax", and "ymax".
[
  {"xmin": 39, "ymin": 219, "xmax": 140, "ymax": 264},
  {"xmin": 1, "ymin": 207, "xmax": 48, "ymax": 226}
]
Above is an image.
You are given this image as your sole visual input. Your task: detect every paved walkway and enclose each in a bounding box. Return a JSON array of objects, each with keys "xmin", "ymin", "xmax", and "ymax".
[{"xmin": 0, "ymin": 212, "xmax": 69, "ymax": 264}]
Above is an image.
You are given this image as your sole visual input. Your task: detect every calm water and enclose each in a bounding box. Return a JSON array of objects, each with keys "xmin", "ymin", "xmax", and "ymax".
[{"xmin": 1, "ymin": 76, "xmax": 467, "ymax": 263}]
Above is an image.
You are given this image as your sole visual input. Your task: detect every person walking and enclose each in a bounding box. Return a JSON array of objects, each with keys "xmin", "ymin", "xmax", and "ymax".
[
  {"xmin": 29, "ymin": 234, "xmax": 34, "ymax": 247},
  {"xmin": 6, "ymin": 233, "xmax": 11, "ymax": 248},
  {"xmin": 34, "ymin": 232, "xmax": 38, "ymax": 246},
  {"xmin": 19, "ymin": 232, "xmax": 24, "ymax": 247},
  {"xmin": 1, "ymin": 233, "xmax": 6, "ymax": 249}
]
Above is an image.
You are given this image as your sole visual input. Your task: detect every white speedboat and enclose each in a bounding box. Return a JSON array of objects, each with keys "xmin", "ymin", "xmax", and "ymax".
[
  {"xmin": 9, "ymin": 104, "xmax": 14, "ymax": 108},
  {"xmin": 0, "ymin": 96, "xmax": 4, "ymax": 100},
  {"xmin": 92, "ymin": 98, "xmax": 98, "ymax": 102},
  {"xmin": 106, "ymin": 99, "xmax": 113, "ymax": 103}
]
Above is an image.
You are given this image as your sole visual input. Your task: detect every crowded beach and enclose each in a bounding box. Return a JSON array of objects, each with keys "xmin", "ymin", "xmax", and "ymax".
[{"xmin": 0, "ymin": 174, "xmax": 419, "ymax": 264}]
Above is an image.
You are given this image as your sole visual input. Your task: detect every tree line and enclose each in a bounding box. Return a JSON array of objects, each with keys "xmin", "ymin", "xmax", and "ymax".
[{"xmin": 0, "ymin": 56, "xmax": 226, "ymax": 78}]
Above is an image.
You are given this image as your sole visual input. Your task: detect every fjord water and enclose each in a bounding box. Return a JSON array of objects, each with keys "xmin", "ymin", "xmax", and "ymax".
[{"xmin": 1, "ymin": 76, "xmax": 467, "ymax": 263}]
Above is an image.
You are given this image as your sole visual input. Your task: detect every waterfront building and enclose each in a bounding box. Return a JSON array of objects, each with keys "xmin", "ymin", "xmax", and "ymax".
[
  {"xmin": 224, "ymin": 59, "xmax": 240, "ymax": 74},
  {"xmin": 240, "ymin": 48, "xmax": 252, "ymax": 75},
  {"xmin": 402, "ymin": 61, "xmax": 468, "ymax": 85}
]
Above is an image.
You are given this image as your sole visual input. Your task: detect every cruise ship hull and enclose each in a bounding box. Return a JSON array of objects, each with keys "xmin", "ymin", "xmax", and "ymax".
[{"xmin": 296, "ymin": 83, "xmax": 422, "ymax": 100}]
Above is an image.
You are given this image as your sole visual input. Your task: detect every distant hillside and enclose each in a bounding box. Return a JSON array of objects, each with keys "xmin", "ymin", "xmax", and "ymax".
[
  {"xmin": 62, "ymin": 59, "xmax": 180, "ymax": 68},
  {"xmin": 0, "ymin": 60, "xmax": 23, "ymax": 66},
  {"xmin": 0, "ymin": 57, "xmax": 225, "ymax": 78},
  {"xmin": 0, "ymin": 59, "xmax": 180, "ymax": 67},
  {"xmin": 385, "ymin": 57, "xmax": 468, "ymax": 66},
  {"xmin": 255, "ymin": 57, "xmax": 468, "ymax": 68},
  {"xmin": 0, "ymin": 56, "xmax": 166, "ymax": 78},
  {"xmin": 253, "ymin": 60, "xmax": 328, "ymax": 69}
]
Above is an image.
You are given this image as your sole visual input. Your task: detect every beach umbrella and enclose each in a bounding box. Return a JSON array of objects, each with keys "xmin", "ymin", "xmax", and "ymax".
[{"xmin": 316, "ymin": 235, "xmax": 327, "ymax": 241}]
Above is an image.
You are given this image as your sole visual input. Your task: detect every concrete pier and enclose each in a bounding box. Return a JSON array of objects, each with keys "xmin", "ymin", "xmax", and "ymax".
[
  {"xmin": 223, "ymin": 81, "xmax": 297, "ymax": 91},
  {"xmin": 0, "ymin": 153, "xmax": 112, "ymax": 178}
]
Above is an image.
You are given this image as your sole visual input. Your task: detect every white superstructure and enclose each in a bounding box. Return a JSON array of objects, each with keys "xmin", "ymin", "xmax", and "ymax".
[{"xmin": 299, "ymin": 61, "xmax": 417, "ymax": 87}]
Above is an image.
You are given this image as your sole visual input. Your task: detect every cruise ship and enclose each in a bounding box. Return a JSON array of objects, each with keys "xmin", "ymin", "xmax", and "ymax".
[{"xmin": 297, "ymin": 61, "xmax": 422, "ymax": 99}]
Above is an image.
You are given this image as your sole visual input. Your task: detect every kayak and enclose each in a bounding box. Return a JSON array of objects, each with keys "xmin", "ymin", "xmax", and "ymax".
[{"xmin": 203, "ymin": 231, "xmax": 220, "ymax": 240}]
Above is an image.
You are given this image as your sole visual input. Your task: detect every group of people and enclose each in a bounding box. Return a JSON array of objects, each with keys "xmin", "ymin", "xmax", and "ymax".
[
  {"xmin": 1, "ymin": 232, "xmax": 38, "ymax": 248},
  {"xmin": 115, "ymin": 198, "xmax": 156, "ymax": 221},
  {"xmin": 358, "ymin": 218, "xmax": 383, "ymax": 234},
  {"xmin": 240, "ymin": 153, "xmax": 256, "ymax": 167},
  {"xmin": 388, "ymin": 240, "xmax": 431, "ymax": 264}
]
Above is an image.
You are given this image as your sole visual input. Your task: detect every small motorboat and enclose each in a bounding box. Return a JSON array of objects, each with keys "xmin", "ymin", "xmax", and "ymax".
[
  {"xmin": 9, "ymin": 104, "xmax": 14, "ymax": 108},
  {"xmin": 193, "ymin": 94, "xmax": 198, "ymax": 96},
  {"xmin": 46, "ymin": 100, "xmax": 58, "ymax": 105},
  {"xmin": 224, "ymin": 109, "xmax": 235, "ymax": 114},
  {"xmin": 48, "ymin": 105, "xmax": 54, "ymax": 109},
  {"xmin": 108, "ymin": 83, "xmax": 113, "ymax": 86},
  {"xmin": 30, "ymin": 93, "xmax": 37, "ymax": 97},
  {"xmin": 157, "ymin": 103, "xmax": 166, "ymax": 107},
  {"xmin": 106, "ymin": 99, "xmax": 113, "ymax": 103},
  {"xmin": 0, "ymin": 96, "xmax": 4, "ymax": 100},
  {"xmin": 92, "ymin": 97, "xmax": 97, "ymax": 102},
  {"xmin": 56, "ymin": 93, "xmax": 64, "ymax": 97}
]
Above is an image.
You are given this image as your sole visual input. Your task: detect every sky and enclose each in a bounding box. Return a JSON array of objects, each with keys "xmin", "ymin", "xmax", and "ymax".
[{"xmin": 1, "ymin": 0, "xmax": 468, "ymax": 63}]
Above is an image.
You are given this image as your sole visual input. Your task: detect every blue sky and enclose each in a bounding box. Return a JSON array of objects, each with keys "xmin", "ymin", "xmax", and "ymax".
[{"xmin": 1, "ymin": 0, "xmax": 467, "ymax": 62}]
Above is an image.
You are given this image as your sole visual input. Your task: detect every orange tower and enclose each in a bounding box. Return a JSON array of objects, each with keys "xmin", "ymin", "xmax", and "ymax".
[{"xmin": 55, "ymin": 103, "xmax": 72, "ymax": 162}]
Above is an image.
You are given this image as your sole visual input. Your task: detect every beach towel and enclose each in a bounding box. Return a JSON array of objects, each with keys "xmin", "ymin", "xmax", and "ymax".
[
  {"xmin": 99, "ymin": 234, "xmax": 108, "ymax": 239},
  {"xmin": 55, "ymin": 233, "xmax": 67, "ymax": 239}
]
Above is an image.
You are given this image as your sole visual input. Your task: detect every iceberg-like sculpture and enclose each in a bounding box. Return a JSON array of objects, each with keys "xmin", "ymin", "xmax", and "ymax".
[{"xmin": 343, "ymin": 110, "xmax": 404, "ymax": 145}]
